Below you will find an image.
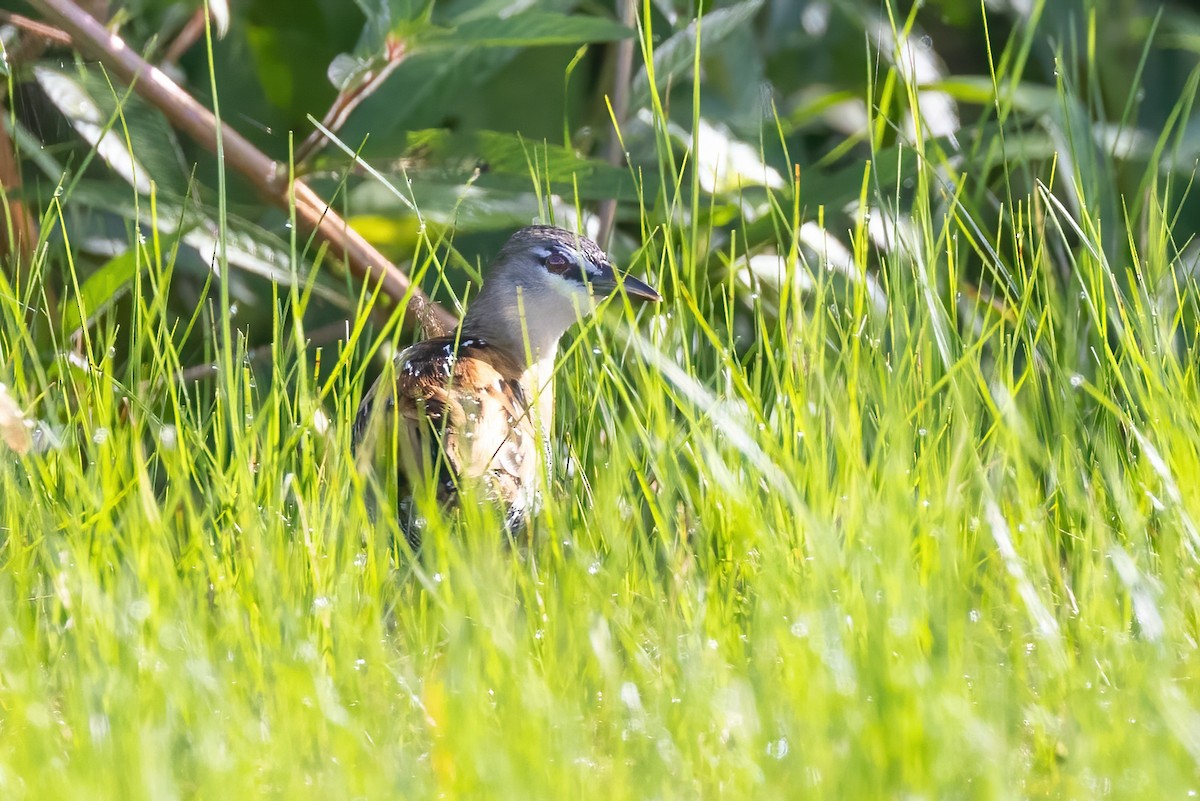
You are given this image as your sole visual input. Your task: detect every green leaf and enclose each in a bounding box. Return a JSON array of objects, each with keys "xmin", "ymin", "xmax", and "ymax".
[
  {"xmin": 61, "ymin": 249, "xmax": 140, "ymax": 334},
  {"xmin": 924, "ymin": 77, "xmax": 1059, "ymax": 114},
  {"xmin": 65, "ymin": 182, "xmax": 352, "ymax": 311},
  {"xmin": 339, "ymin": 49, "xmax": 511, "ymax": 143},
  {"xmin": 632, "ymin": 0, "xmax": 764, "ymax": 109},
  {"xmin": 34, "ymin": 62, "xmax": 189, "ymax": 196},
  {"xmin": 327, "ymin": 53, "xmax": 373, "ymax": 91},
  {"xmin": 424, "ymin": 12, "xmax": 633, "ymax": 49},
  {"xmin": 398, "ymin": 129, "xmax": 649, "ymax": 198},
  {"xmin": 350, "ymin": 181, "xmax": 544, "ymax": 232},
  {"xmin": 343, "ymin": 128, "xmax": 658, "ymax": 231}
]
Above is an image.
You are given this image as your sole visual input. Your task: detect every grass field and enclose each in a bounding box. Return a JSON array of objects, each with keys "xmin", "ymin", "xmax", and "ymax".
[{"xmin": 4, "ymin": 3, "xmax": 1200, "ymax": 798}]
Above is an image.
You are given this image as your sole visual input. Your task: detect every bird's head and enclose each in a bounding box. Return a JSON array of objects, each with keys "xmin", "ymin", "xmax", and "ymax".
[
  {"xmin": 463, "ymin": 226, "xmax": 661, "ymax": 363},
  {"xmin": 496, "ymin": 225, "xmax": 662, "ymax": 308}
]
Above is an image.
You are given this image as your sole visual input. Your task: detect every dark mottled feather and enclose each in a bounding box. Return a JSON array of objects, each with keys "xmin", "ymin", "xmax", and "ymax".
[{"xmin": 355, "ymin": 336, "xmax": 544, "ymax": 533}]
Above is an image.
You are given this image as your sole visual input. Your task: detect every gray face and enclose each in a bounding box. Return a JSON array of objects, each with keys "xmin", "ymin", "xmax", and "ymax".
[
  {"xmin": 498, "ymin": 226, "xmax": 662, "ymax": 305},
  {"xmin": 463, "ymin": 226, "xmax": 662, "ymax": 363}
]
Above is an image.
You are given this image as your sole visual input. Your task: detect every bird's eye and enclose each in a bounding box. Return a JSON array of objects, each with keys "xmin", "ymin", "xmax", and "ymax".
[{"xmin": 546, "ymin": 252, "xmax": 570, "ymax": 274}]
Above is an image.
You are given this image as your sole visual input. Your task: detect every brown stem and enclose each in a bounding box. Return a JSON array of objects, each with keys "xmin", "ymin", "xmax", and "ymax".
[
  {"xmin": 596, "ymin": 0, "xmax": 636, "ymax": 248},
  {"xmin": 25, "ymin": 0, "xmax": 456, "ymax": 336},
  {"xmin": 161, "ymin": 9, "xmax": 206, "ymax": 66},
  {"xmin": 295, "ymin": 35, "xmax": 407, "ymax": 168},
  {"xmin": 0, "ymin": 111, "xmax": 38, "ymax": 269},
  {"xmin": 0, "ymin": 10, "xmax": 73, "ymax": 46}
]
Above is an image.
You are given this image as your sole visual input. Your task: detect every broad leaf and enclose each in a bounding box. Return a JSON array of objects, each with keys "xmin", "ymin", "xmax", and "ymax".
[
  {"xmin": 350, "ymin": 180, "xmax": 544, "ymax": 231},
  {"xmin": 61, "ymin": 249, "xmax": 141, "ymax": 334},
  {"xmin": 397, "ymin": 129, "xmax": 649, "ymax": 198},
  {"xmin": 65, "ymin": 183, "xmax": 352, "ymax": 310},
  {"xmin": 423, "ymin": 12, "xmax": 633, "ymax": 48},
  {"xmin": 34, "ymin": 62, "xmax": 189, "ymax": 196},
  {"xmin": 631, "ymin": 0, "xmax": 764, "ymax": 109}
]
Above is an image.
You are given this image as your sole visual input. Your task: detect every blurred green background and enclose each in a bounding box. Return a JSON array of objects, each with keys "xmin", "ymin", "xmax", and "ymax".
[{"xmin": 7, "ymin": 0, "xmax": 1198, "ymax": 361}]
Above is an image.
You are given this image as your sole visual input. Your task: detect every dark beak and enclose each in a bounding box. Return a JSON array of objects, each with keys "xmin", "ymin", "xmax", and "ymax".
[{"xmin": 591, "ymin": 264, "xmax": 663, "ymax": 303}]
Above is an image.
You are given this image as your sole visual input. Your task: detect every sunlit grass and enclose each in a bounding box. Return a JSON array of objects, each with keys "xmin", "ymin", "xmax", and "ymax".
[{"xmin": 3, "ymin": 3, "xmax": 1200, "ymax": 799}]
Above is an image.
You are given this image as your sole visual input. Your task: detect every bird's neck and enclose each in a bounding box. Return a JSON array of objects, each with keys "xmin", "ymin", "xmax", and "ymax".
[
  {"xmin": 460, "ymin": 310, "xmax": 561, "ymax": 436},
  {"xmin": 461, "ymin": 282, "xmax": 579, "ymax": 369},
  {"xmin": 520, "ymin": 353, "xmax": 556, "ymax": 436}
]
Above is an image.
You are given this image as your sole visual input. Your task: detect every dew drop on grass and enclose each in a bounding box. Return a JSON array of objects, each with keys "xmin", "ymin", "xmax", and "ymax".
[
  {"xmin": 159, "ymin": 424, "xmax": 177, "ymax": 450},
  {"xmin": 92, "ymin": 427, "xmax": 109, "ymax": 445},
  {"xmin": 766, "ymin": 737, "xmax": 789, "ymax": 759},
  {"xmin": 588, "ymin": 561, "xmax": 600, "ymax": 575},
  {"xmin": 89, "ymin": 713, "xmax": 111, "ymax": 743},
  {"xmin": 129, "ymin": 599, "xmax": 152, "ymax": 621},
  {"xmin": 1070, "ymin": 374, "xmax": 1084, "ymax": 388},
  {"xmin": 919, "ymin": 35, "xmax": 933, "ymax": 49}
]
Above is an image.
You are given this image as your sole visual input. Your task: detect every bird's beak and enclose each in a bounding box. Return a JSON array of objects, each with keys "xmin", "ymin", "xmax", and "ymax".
[{"xmin": 590, "ymin": 264, "xmax": 663, "ymax": 303}]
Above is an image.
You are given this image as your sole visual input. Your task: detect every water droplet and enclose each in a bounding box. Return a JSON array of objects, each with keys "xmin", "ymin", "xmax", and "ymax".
[{"xmin": 89, "ymin": 713, "xmax": 111, "ymax": 743}]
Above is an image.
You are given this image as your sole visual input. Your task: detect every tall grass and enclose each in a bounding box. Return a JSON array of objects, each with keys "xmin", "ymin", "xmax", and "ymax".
[{"xmin": 2, "ymin": 4, "xmax": 1200, "ymax": 798}]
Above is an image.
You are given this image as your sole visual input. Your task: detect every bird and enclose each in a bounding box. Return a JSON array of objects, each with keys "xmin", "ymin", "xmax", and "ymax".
[{"xmin": 354, "ymin": 225, "xmax": 662, "ymax": 540}]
